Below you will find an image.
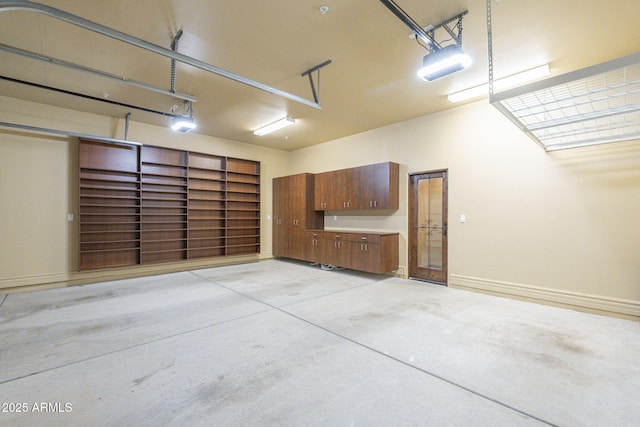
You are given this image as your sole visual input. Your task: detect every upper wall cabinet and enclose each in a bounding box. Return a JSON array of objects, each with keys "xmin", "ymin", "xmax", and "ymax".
[{"xmin": 314, "ymin": 162, "xmax": 399, "ymax": 211}]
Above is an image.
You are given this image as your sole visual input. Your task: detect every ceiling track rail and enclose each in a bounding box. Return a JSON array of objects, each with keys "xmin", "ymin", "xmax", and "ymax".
[
  {"xmin": 1, "ymin": 74, "xmax": 179, "ymax": 118},
  {"xmin": 0, "ymin": 42, "xmax": 197, "ymax": 103},
  {"xmin": 0, "ymin": 120, "xmax": 142, "ymax": 146},
  {"xmin": 0, "ymin": 0, "xmax": 323, "ymax": 110}
]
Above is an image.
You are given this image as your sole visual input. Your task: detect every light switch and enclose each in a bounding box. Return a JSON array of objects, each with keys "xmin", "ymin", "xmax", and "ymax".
[
  {"xmin": 267, "ymin": 214, "xmax": 271, "ymax": 220},
  {"xmin": 67, "ymin": 213, "xmax": 74, "ymax": 221},
  {"xmin": 459, "ymin": 214, "xmax": 466, "ymax": 223}
]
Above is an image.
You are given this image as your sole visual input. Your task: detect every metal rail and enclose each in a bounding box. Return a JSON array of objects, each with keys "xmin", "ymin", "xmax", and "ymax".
[
  {"xmin": 0, "ymin": 43, "xmax": 197, "ymax": 103},
  {"xmin": 0, "ymin": 121, "xmax": 142, "ymax": 146},
  {"xmin": 0, "ymin": 0, "xmax": 322, "ymax": 109}
]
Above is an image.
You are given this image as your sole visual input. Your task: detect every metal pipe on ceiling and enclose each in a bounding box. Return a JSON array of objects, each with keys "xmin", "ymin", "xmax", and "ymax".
[
  {"xmin": 0, "ymin": 43, "xmax": 197, "ymax": 103},
  {"xmin": 0, "ymin": 0, "xmax": 323, "ymax": 110},
  {"xmin": 0, "ymin": 120, "xmax": 142, "ymax": 146},
  {"xmin": 1, "ymin": 75, "xmax": 179, "ymax": 118}
]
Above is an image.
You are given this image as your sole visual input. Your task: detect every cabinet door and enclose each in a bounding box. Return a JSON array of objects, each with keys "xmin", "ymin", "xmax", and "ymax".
[
  {"xmin": 305, "ymin": 231, "xmax": 321, "ymax": 263},
  {"xmin": 334, "ymin": 169, "xmax": 354, "ymax": 209},
  {"xmin": 313, "ymin": 171, "xmax": 329, "ymax": 210},
  {"xmin": 272, "ymin": 176, "xmax": 289, "ymax": 257},
  {"xmin": 315, "ymin": 169, "xmax": 353, "ymax": 210},
  {"xmin": 327, "ymin": 233, "xmax": 350, "ymax": 266},
  {"xmin": 359, "ymin": 162, "xmax": 399, "ymax": 209},
  {"xmin": 348, "ymin": 241, "xmax": 381, "ymax": 273}
]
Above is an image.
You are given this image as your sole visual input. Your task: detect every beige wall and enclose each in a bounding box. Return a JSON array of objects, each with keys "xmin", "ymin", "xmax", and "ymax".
[
  {"xmin": 0, "ymin": 95, "xmax": 289, "ymax": 289},
  {"xmin": 1, "ymin": 95, "xmax": 638, "ymax": 318},
  {"xmin": 290, "ymin": 101, "xmax": 640, "ymax": 318}
]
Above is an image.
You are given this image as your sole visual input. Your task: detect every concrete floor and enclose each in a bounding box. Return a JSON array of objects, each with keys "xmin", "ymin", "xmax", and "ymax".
[{"xmin": 0, "ymin": 260, "xmax": 638, "ymax": 426}]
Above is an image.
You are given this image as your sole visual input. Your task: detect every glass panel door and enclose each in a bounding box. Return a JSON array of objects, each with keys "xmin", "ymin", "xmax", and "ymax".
[{"xmin": 409, "ymin": 170, "xmax": 448, "ymax": 283}]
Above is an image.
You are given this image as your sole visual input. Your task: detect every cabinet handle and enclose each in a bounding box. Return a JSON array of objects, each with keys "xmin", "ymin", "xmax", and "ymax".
[{"xmin": 374, "ymin": 200, "xmax": 377, "ymax": 207}]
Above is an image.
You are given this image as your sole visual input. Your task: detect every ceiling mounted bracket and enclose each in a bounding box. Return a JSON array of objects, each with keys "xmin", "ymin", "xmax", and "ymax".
[
  {"xmin": 379, "ymin": 0, "xmax": 440, "ymax": 49},
  {"xmin": 0, "ymin": 0, "xmax": 322, "ymax": 110},
  {"xmin": 301, "ymin": 60, "xmax": 332, "ymax": 105},
  {"xmin": 438, "ymin": 11, "xmax": 467, "ymax": 51},
  {"xmin": 408, "ymin": 10, "xmax": 468, "ymax": 53}
]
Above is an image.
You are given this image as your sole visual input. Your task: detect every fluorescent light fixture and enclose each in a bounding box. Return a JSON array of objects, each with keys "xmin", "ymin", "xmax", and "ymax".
[
  {"xmin": 253, "ymin": 116, "xmax": 295, "ymax": 136},
  {"xmin": 417, "ymin": 44, "xmax": 472, "ymax": 82},
  {"xmin": 448, "ymin": 64, "xmax": 551, "ymax": 103},
  {"xmin": 171, "ymin": 115, "xmax": 196, "ymax": 132}
]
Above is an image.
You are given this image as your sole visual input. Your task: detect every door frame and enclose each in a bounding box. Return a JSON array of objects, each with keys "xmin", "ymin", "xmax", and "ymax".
[{"xmin": 408, "ymin": 169, "xmax": 448, "ymax": 285}]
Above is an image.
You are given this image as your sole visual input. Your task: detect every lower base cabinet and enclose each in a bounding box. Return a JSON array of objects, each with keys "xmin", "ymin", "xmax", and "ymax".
[{"xmin": 303, "ymin": 230, "xmax": 398, "ymax": 274}]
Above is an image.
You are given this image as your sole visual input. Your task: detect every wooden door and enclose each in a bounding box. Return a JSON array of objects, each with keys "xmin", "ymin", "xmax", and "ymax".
[
  {"xmin": 272, "ymin": 176, "xmax": 289, "ymax": 257},
  {"xmin": 409, "ymin": 170, "xmax": 448, "ymax": 284},
  {"xmin": 288, "ymin": 174, "xmax": 306, "ymax": 258},
  {"xmin": 313, "ymin": 171, "xmax": 334, "ymax": 210}
]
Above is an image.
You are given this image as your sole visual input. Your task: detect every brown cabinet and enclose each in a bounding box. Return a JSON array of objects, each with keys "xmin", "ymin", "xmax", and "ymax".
[
  {"xmin": 273, "ymin": 174, "xmax": 324, "ymax": 260},
  {"xmin": 358, "ymin": 162, "xmax": 399, "ymax": 209},
  {"xmin": 275, "ymin": 162, "xmax": 400, "ymax": 274},
  {"xmin": 343, "ymin": 232, "xmax": 398, "ymax": 274},
  {"xmin": 314, "ymin": 162, "xmax": 399, "ymax": 211},
  {"xmin": 304, "ymin": 230, "xmax": 399, "ymax": 274}
]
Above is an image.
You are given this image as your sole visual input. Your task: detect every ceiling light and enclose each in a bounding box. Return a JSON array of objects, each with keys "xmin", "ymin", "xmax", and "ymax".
[
  {"xmin": 171, "ymin": 115, "xmax": 196, "ymax": 133},
  {"xmin": 417, "ymin": 44, "xmax": 472, "ymax": 82},
  {"xmin": 170, "ymin": 100, "xmax": 197, "ymax": 133},
  {"xmin": 253, "ymin": 116, "xmax": 295, "ymax": 136},
  {"xmin": 448, "ymin": 64, "xmax": 551, "ymax": 103}
]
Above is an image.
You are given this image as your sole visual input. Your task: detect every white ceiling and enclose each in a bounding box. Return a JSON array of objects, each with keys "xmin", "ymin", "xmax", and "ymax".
[{"xmin": 1, "ymin": 0, "xmax": 638, "ymax": 151}]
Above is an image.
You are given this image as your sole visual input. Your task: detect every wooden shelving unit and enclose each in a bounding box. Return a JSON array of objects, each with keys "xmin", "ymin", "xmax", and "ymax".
[
  {"xmin": 140, "ymin": 146, "xmax": 188, "ymax": 264},
  {"xmin": 78, "ymin": 139, "xmax": 260, "ymax": 270},
  {"xmin": 79, "ymin": 140, "xmax": 140, "ymax": 270},
  {"xmin": 187, "ymin": 152, "xmax": 227, "ymax": 259},
  {"xmin": 226, "ymin": 157, "xmax": 260, "ymax": 256}
]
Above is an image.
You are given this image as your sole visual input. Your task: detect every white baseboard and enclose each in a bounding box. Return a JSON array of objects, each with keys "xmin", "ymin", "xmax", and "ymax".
[
  {"xmin": 449, "ymin": 274, "xmax": 640, "ymax": 319},
  {"xmin": 0, "ymin": 254, "xmax": 261, "ymax": 293}
]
